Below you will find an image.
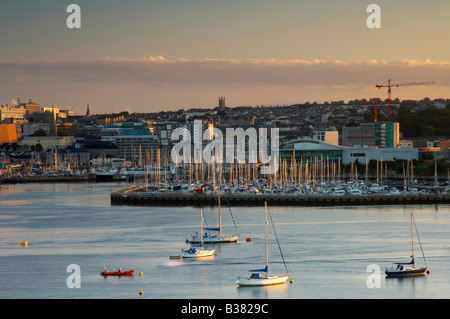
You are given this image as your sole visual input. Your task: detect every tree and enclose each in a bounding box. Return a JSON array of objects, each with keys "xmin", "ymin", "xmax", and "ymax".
[
  {"xmin": 396, "ymin": 105, "xmax": 450, "ymax": 137},
  {"xmin": 33, "ymin": 129, "xmax": 47, "ymax": 136},
  {"xmin": 31, "ymin": 143, "xmax": 43, "ymax": 151},
  {"xmin": 422, "ymin": 125, "xmax": 436, "ymax": 137}
]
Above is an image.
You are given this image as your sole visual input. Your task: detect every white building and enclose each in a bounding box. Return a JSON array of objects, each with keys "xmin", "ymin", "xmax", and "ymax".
[
  {"xmin": 0, "ymin": 106, "xmax": 27, "ymax": 122},
  {"xmin": 312, "ymin": 129, "xmax": 339, "ymax": 145},
  {"xmin": 281, "ymin": 138, "xmax": 418, "ymax": 165}
]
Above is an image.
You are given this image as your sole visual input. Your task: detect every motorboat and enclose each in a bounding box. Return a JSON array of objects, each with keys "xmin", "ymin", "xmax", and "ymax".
[{"xmin": 101, "ymin": 267, "xmax": 134, "ymax": 276}]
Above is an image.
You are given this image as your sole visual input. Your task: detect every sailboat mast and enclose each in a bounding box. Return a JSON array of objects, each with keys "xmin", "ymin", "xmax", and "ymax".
[
  {"xmin": 218, "ymin": 178, "xmax": 222, "ymax": 235},
  {"xmin": 201, "ymin": 208, "xmax": 204, "ymax": 246},
  {"xmin": 265, "ymin": 202, "xmax": 269, "ymax": 270},
  {"xmin": 411, "ymin": 213, "xmax": 415, "ymax": 264}
]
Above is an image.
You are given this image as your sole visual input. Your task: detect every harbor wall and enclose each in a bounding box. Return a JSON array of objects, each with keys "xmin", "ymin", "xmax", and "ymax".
[{"xmin": 110, "ymin": 191, "xmax": 450, "ymax": 207}]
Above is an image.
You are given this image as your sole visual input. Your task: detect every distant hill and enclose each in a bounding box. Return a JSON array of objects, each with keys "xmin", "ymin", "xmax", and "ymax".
[{"xmin": 395, "ymin": 105, "xmax": 450, "ymax": 137}]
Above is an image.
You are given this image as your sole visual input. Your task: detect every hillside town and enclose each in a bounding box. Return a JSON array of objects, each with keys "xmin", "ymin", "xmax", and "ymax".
[{"xmin": 1, "ymin": 97, "xmax": 450, "ymax": 189}]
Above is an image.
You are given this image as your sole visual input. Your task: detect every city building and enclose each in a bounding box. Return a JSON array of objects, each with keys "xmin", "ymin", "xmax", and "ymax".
[
  {"xmin": 374, "ymin": 122, "xmax": 399, "ymax": 148},
  {"xmin": 18, "ymin": 99, "xmax": 41, "ymax": 118},
  {"xmin": 342, "ymin": 122, "xmax": 399, "ymax": 148},
  {"xmin": 0, "ymin": 105, "xmax": 27, "ymax": 123},
  {"xmin": 280, "ymin": 138, "xmax": 418, "ymax": 166},
  {"xmin": 311, "ymin": 129, "xmax": 339, "ymax": 145},
  {"xmin": 22, "ymin": 123, "xmax": 53, "ymax": 136},
  {"xmin": 83, "ymin": 139, "xmax": 119, "ymax": 159},
  {"xmin": 42, "ymin": 106, "xmax": 59, "ymax": 115},
  {"xmin": 113, "ymin": 134, "xmax": 159, "ymax": 164},
  {"xmin": 58, "ymin": 146, "xmax": 91, "ymax": 168},
  {"xmin": 0, "ymin": 123, "xmax": 18, "ymax": 145},
  {"xmin": 100, "ymin": 121, "xmax": 153, "ymax": 141},
  {"xmin": 20, "ymin": 136, "xmax": 75, "ymax": 150}
]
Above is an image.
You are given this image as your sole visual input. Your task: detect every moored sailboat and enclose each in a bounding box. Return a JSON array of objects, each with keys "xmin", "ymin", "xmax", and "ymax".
[
  {"xmin": 385, "ymin": 213, "xmax": 428, "ymax": 277},
  {"xmin": 171, "ymin": 208, "xmax": 215, "ymax": 259},
  {"xmin": 236, "ymin": 202, "xmax": 290, "ymax": 286},
  {"xmin": 188, "ymin": 184, "xmax": 239, "ymax": 244}
]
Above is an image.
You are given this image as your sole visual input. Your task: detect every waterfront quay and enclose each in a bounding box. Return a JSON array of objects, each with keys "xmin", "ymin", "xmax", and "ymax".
[{"xmin": 111, "ymin": 188, "xmax": 450, "ymax": 207}]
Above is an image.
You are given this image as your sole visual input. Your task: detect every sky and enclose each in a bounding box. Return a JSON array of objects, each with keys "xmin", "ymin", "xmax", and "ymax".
[{"xmin": 1, "ymin": 0, "xmax": 450, "ymax": 115}]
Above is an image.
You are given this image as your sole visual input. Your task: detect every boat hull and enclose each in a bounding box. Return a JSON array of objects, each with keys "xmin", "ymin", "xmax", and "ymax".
[
  {"xmin": 101, "ymin": 270, "xmax": 134, "ymax": 276},
  {"xmin": 189, "ymin": 234, "xmax": 239, "ymax": 244},
  {"xmin": 236, "ymin": 275, "xmax": 289, "ymax": 287},
  {"xmin": 385, "ymin": 266, "xmax": 427, "ymax": 277},
  {"xmin": 180, "ymin": 248, "xmax": 215, "ymax": 258}
]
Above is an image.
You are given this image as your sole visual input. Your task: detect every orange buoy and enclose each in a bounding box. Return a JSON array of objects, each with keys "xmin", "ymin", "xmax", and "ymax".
[{"xmin": 246, "ymin": 238, "xmax": 252, "ymax": 242}]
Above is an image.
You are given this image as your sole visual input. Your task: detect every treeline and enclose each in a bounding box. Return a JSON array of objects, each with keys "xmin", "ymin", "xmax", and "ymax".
[
  {"xmin": 395, "ymin": 105, "xmax": 450, "ymax": 137},
  {"xmin": 352, "ymin": 159, "xmax": 450, "ymax": 178}
]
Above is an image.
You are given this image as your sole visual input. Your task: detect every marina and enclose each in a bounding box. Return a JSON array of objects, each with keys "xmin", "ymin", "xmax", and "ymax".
[{"xmin": 3, "ymin": 0, "xmax": 450, "ymax": 304}]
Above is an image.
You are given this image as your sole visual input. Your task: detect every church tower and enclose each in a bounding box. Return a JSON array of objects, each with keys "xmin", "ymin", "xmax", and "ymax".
[
  {"xmin": 218, "ymin": 96, "xmax": 225, "ymax": 111},
  {"xmin": 86, "ymin": 103, "xmax": 91, "ymax": 117}
]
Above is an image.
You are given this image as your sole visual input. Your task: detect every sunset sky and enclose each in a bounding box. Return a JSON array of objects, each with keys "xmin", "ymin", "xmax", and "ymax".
[{"xmin": 1, "ymin": 0, "xmax": 450, "ymax": 115}]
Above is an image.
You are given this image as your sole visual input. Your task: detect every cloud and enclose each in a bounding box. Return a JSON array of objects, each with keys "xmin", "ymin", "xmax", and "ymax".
[
  {"xmin": 1, "ymin": 57, "xmax": 449, "ymax": 112},
  {"xmin": 1, "ymin": 57, "xmax": 447, "ymax": 90}
]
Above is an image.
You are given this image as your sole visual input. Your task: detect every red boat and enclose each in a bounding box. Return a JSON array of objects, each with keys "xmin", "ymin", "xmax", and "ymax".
[{"xmin": 101, "ymin": 268, "xmax": 134, "ymax": 276}]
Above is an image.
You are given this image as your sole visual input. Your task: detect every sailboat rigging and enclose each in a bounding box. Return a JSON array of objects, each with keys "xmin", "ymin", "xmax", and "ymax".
[
  {"xmin": 188, "ymin": 180, "xmax": 239, "ymax": 244},
  {"xmin": 236, "ymin": 202, "xmax": 291, "ymax": 286},
  {"xmin": 171, "ymin": 208, "xmax": 215, "ymax": 259},
  {"xmin": 385, "ymin": 213, "xmax": 429, "ymax": 277}
]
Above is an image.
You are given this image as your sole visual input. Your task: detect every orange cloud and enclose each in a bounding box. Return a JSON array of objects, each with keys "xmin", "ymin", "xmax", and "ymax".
[{"xmin": 1, "ymin": 57, "xmax": 448, "ymax": 112}]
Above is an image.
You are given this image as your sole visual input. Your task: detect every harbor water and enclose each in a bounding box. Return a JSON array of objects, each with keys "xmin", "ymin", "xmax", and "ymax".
[{"xmin": 1, "ymin": 182, "xmax": 450, "ymax": 299}]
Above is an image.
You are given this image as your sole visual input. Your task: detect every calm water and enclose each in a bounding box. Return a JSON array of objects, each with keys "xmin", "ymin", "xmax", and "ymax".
[{"xmin": 1, "ymin": 182, "xmax": 450, "ymax": 299}]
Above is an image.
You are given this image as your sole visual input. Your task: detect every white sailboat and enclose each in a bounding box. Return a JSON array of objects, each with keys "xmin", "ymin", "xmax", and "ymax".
[
  {"xmin": 171, "ymin": 208, "xmax": 215, "ymax": 259},
  {"xmin": 236, "ymin": 202, "xmax": 290, "ymax": 286},
  {"xmin": 385, "ymin": 213, "xmax": 428, "ymax": 277},
  {"xmin": 188, "ymin": 184, "xmax": 239, "ymax": 244}
]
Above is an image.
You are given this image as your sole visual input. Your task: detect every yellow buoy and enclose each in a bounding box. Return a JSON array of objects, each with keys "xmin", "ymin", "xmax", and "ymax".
[
  {"xmin": 215, "ymin": 253, "xmax": 218, "ymax": 256},
  {"xmin": 21, "ymin": 241, "xmax": 28, "ymax": 246},
  {"xmin": 290, "ymin": 279, "xmax": 294, "ymax": 284},
  {"xmin": 139, "ymin": 272, "xmax": 143, "ymax": 276},
  {"xmin": 138, "ymin": 290, "xmax": 143, "ymax": 295}
]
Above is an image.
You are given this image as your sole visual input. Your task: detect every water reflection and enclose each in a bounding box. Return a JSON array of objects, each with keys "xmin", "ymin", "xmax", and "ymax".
[
  {"xmin": 385, "ymin": 274, "xmax": 428, "ymax": 298},
  {"xmin": 236, "ymin": 283, "xmax": 290, "ymax": 299},
  {"xmin": 1, "ymin": 182, "xmax": 450, "ymax": 299}
]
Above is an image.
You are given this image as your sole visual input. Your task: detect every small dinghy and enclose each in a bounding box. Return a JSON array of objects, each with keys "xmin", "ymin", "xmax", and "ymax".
[{"xmin": 101, "ymin": 267, "xmax": 134, "ymax": 276}]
